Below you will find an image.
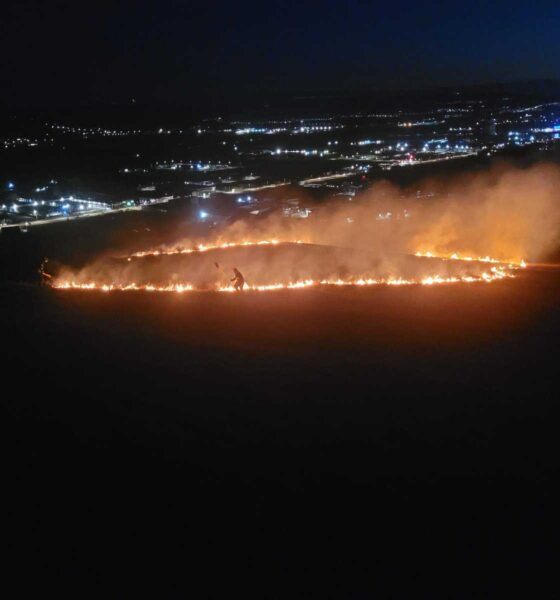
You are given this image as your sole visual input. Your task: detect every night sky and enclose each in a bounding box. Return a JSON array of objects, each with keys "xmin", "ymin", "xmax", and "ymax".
[{"xmin": 2, "ymin": 0, "xmax": 559, "ymax": 109}]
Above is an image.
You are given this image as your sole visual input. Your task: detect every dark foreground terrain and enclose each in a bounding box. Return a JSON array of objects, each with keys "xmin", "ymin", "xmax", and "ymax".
[{"xmin": 2, "ymin": 266, "xmax": 559, "ymax": 595}]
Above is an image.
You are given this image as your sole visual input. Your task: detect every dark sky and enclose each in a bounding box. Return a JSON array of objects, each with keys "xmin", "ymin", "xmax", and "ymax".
[{"xmin": 2, "ymin": 0, "xmax": 559, "ymax": 109}]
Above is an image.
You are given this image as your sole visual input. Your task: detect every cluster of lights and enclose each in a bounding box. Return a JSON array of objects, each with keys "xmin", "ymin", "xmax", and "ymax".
[
  {"xmin": 398, "ymin": 120, "xmax": 439, "ymax": 127},
  {"xmin": 436, "ymin": 107, "xmax": 473, "ymax": 114},
  {"xmin": 292, "ymin": 124, "xmax": 343, "ymax": 134},
  {"xmin": 235, "ymin": 127, "xmax": 288, "ymax": 135},
  {"xmin": 272, "ymin": 148, "xmax": 331, "ymax": 157},
  {"xmin": 151, "ymin": 160, "xmax": 232, "ymax": 172},
  {"xmin": 49, "ymin": 124, "xmax": 141, "ymax": 137},
  {"xmin": 2, "ymin": 136, "xmax": 43, "ymax": 150},
  {"xmin": 507, "ymin": 131, "xmax": 536, "ymax": 145},
  {"xmin": 351, "ymin": 139, "xmax": 382, "ymax": 146}
]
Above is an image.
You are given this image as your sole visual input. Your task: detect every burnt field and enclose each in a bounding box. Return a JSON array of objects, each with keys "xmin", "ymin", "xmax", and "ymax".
[
  {"xmin": 53, "ymin": 242, "xmax": 517, "ymax": 291},
  {"xmin": 2, "ymin": 266, "xmax": 560, "ymax": 594}
]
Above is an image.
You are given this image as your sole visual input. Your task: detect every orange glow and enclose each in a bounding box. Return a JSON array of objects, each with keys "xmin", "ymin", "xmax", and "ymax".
[
  {"xmin": 128, "ymin": 239, "xmax": 306, "ymax": 259},
  {"xmin": 53, "ymin": 265, "xmax": 516, "ymax": 293},
  {"xmin": 54, "ymin": 282, "xmax": 194, "ymax": 292},
  {"xmin": 413, "ymin": 250, "xmax": 525, "ymax": 267},
  {"xmin": 52, "ymin": 236, "xmax": 525, "ymax": 294}
]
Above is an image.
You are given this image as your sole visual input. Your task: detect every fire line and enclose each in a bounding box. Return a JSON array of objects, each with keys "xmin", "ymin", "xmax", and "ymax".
[{"xmin": 52, "ymin": 240, "xmax": 525, "ymax": 293}]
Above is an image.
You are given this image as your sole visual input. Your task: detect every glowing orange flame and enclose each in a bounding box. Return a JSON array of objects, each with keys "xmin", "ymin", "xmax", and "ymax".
[
  {"xmin": 53, "ymin": 266, "xmax": 515, "ymax": 294},
  {"xmin": 54, "ymin": 282, "xmax": 194, "ymax": 293},
  {"xmin": 414, "ymin": 250, "xmax": 526, "ymax": 268},
  {"xmin": 128, "ymin": 239, "xmax": 305, "ymax": 259},
  {"xmin": 52, "ymin": 238, "xmax": 523, "ymax": 294}
]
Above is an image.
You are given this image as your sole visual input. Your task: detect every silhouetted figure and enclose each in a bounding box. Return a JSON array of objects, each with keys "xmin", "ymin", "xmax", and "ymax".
[
  {"xmin": 38, "ymin": 257, "xmax": 52, "ymax": 285},
  {"xmin": 231, "ymin": 268, "xmax": 245, "ymax": 291}
]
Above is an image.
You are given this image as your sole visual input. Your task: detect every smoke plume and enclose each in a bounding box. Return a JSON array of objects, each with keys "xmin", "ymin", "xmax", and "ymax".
[{"xmin": 55, "ymin": 163, "xmax": 560, "ymax": 288}]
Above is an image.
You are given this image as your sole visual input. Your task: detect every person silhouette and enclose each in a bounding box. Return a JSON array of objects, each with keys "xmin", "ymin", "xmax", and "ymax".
[
  {"xmin": 38, "ymin": 257, "xmax": 52, "ymax": 285},
  {"xmin": 231, "ymin": 268, "xmax": 245, "ymax": 291}
]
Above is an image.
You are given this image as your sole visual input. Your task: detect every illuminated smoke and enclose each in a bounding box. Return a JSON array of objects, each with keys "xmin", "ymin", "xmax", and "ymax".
[{"xmin": 53, "ymin": 163, "xmax": 560, "ymax": 292}]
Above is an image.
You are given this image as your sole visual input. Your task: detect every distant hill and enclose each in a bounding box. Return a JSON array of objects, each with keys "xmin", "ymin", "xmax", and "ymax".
[
  {"xmin": 274, "ymin": 79, "xmax": 560, "ymax": 116},
  {"xmin": 2, "ymin": 79, "xmax": 559, "ymax": 126}
]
